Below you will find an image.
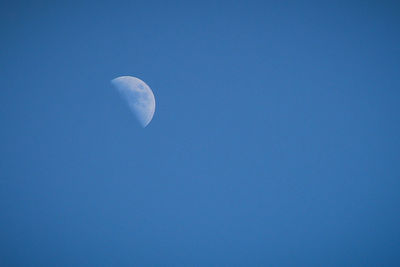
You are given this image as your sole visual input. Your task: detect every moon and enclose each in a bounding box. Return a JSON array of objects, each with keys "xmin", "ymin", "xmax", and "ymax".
[{"xmin": 111, "ymin": 76, "xmax": 156, "ymax": 127}]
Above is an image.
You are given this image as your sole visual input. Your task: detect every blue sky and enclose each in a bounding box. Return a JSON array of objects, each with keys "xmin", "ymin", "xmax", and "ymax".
[{"xmin": 1, "ymin": 1, "xmax": 400, "ymax": 266}]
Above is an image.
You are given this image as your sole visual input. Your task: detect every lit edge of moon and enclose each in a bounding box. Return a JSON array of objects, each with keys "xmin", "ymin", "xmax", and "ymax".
[{"xmin": 111, "ymin": 76, "xmax": 156, "ymax": 128}]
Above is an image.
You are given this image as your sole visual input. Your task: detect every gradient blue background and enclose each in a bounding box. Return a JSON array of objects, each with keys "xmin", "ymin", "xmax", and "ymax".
[{"xmin": 1, "ymin": 1, "xmax": 400, "ymax": 266}]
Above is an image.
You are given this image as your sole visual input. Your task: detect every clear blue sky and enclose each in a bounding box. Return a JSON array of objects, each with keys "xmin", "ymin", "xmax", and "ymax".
[{"xmin": 1, "ymin": 1, "xmax": 400, "ymax": 266}]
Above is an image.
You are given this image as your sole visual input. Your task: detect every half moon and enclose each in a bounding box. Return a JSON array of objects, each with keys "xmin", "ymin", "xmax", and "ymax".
[{"xmin": 111, "ymin": 76, "xmax": 156, "ymax": 127}]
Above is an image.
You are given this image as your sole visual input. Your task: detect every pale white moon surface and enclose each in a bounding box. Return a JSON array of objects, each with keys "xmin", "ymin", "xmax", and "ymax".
[{"xmin": 111, "ymin": 76, "xmax": 156, "ymax": 127}]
